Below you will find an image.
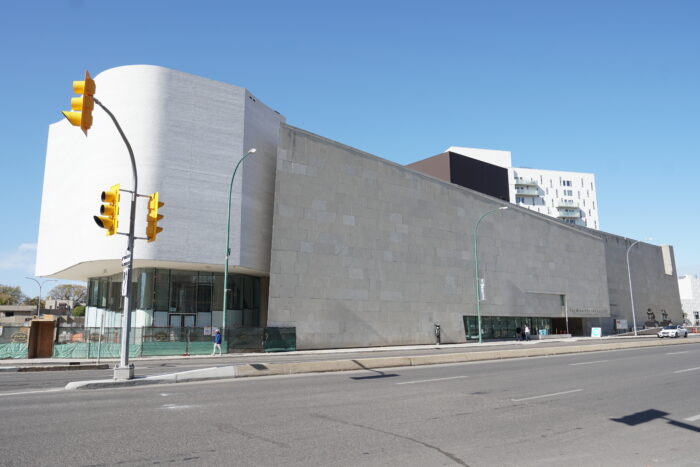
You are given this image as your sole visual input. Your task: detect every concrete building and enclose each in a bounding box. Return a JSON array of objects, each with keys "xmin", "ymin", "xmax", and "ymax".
[
  {"xmin": 407, "ymin": 147, "xmax": 600, "ymax": 229},
  {"xmin": 678, "ymin": 275, "xmax": 700, "ymax": 326},
  {"xmin": 35, "ymin": 65, "xmax": 682, "ymax": 350},
  {"xmin": 0, "ymin": 305, "xmax": 36, "ymax": 325}
]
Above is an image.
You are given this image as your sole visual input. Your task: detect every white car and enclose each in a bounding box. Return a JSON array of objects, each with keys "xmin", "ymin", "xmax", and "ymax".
[{"xmin": 657, "ymin": 325, "xmax": 688, "ymax": 338}]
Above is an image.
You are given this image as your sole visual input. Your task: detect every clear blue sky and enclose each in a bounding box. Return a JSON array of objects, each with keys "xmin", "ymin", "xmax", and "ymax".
[{"xmin": 1, "ymin": 0, "xmax": 698, "ymax": 297}]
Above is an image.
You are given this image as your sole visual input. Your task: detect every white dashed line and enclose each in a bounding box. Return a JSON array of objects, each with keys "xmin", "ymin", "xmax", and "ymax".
[
  {"xmin": 570, "ymin": 360, "xmax": 608, "ymax": 366},
  {"xmin": 0, "ymin": 388, "xmax": 64, "ymax": 397},
  {"xmin": 512, "ymin": 389, "xmax": 582, "ymax": 402},
  {"xmin": 674, "ymin": 367, "xmax": 700, "ymax": 374},
  {"xmin": 161, "ymin": 404, "xmax": 197, "ymax": 410},
  {"xmin": 684, "ymin": 414, "xmax": 700, "ymax": 422},
  {"xmin": 396, "ymin": 375, "xmax": 468, "ymax": 385}
]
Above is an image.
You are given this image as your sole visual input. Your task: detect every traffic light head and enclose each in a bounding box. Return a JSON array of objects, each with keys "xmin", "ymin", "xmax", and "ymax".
[
  {"xmin": 146, "ymin": 192, "xmax": 164, "ymax": 243},
  {"xmin": 62, "ymin": 70, "xmax": 95, "ymax": 136},
  {"xmin": 94, "ymin": 184, "xmax": 120, "ymax": 236}
]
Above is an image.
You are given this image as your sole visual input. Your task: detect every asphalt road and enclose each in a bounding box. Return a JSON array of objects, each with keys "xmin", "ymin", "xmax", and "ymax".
[
  {"xmin": 1, "ymin": 342, "xmax": 700, "ymax": 466},
  {"xmin": 0, "ymin": 336, "xmax": 688, "ymax": 392}
]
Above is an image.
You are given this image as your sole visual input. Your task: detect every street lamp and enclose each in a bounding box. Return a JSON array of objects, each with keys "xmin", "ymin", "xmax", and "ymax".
[
  {"xmin": 24, "ymin": 277, "xmax": 57, "ymax": 318},
  {"xmin": 222, "ymin": 148, "xmax": 257, "ymax": 352},
  {"xmin": 473, "ymin": 206, "xmax": 508, "ymax": 343},
  {"xmin": 626, "ymin": 237, "xmax": 651, "ymax": 337}
]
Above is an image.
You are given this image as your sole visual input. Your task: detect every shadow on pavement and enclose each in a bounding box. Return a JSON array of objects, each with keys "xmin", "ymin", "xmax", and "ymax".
[
  {"xmin": 349, "ymin": 359, "xmax": 399, "ymax": 380},
  {"xmin": 611, "ymin": 409, "xmax": 700, "ymax": 433}
]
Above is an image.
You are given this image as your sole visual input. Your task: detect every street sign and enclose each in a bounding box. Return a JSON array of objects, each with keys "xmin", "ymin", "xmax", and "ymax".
[
  {"xmin": 121, "ymin": 267, "xmax": 129, "ymax": 297},
  {"xmin": 591, "ymin": 327, "xmax": 602, "ymax": 338}
]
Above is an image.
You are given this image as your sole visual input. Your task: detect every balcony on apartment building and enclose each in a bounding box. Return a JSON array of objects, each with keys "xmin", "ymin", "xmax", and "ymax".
[
  {"xmin": 514, "ymin": 177, "xmax": 539, "ymax": 187},
  {"xmin": 557, "ymin": 207, "xmax": 581, "ymax": 218},
  {"xmin": 514, "ymin": 186, "xmax": 540, "ymax": 196},
  {"xmin": 555, "ymin": 198, "xmax": 579, "ymax": 208}
]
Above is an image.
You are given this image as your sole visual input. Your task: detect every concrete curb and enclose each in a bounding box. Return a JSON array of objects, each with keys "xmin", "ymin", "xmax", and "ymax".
[
  {"xmin": 1, "ymin": 364, "xmax": 109, "ymax": 373},
  {"xmin": 65, "ymin": 337, "xmax": 697, "ymax": 390},
  {"xmin": 17, "ymin": 364, "xmax": 110, "ymax": 373}
]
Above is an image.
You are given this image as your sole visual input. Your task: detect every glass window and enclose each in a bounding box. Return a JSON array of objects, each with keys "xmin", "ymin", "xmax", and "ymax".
[
  {"xmin": 197, "ymin": 274, "xmax": 213, "ymax": 313},
  {"xmin": 88, "ymin": 279, "xmax": 99, "ymax": 307},
  {"xmin": 170, "ymin": 271, "xmax": 197, "ymax": 314},
  {"xmin": 98, "ymin": 277, "xmax": 109, "ymax": 308},
  {"xmin": 212, "ymin": 274, "xmax": 224, "ymax": 311},
  {"xmin": 137, "ymin": 269, "xmax": 154, "ymax": 310},
  {"xmin": 108, "ymin": 278, "xmax": 121, "ymax": 311},
  {"xmin": 154, "ymin": 269, "xmax": 170, "ymax": 311}
]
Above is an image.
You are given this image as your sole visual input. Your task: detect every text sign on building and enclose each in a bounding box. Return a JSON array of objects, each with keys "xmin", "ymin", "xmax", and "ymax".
[{"xmin": 615, "ymin": 319, "xmax": 628, "ymax": 331}]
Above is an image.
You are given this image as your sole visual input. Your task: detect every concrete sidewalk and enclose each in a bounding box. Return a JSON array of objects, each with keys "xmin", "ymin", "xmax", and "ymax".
[
  {"xmin": 0, "ymin": 334, "xmax": 663, "ymax": 371},
  {"xmin": 0, "ymin": 334, "xmax": 669, "ymax": 367},
  {"xmin": 65, "ymin": 335, "xmax": 698, "ymax": 390}
]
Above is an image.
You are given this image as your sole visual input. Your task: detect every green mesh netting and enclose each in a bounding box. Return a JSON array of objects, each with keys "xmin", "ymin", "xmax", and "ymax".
[{"xmin": 0, "ymin": 343, "xmax": 28, "ymax": 359}]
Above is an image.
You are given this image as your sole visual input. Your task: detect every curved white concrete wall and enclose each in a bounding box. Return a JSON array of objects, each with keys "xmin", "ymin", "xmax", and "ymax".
[{"xmin": 36, "ymin": 65, "xmax": 285, "ymax": 280}]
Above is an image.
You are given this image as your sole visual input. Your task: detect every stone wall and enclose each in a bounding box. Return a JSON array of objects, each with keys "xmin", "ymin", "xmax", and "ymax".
[{"xmin": 268, "ymin": 125, "xmax": 615, "ymax": 349}]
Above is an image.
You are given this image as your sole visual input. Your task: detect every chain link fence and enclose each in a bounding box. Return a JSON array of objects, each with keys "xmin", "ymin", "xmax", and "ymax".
[{"xmin": 49, "ymin": 326, "xmax": 296, "ymax": 359}]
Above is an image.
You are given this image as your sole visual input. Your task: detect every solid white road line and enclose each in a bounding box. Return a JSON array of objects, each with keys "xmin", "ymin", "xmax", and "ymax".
[
  {"xmin": 666, "ymin": 351, "xmax": 690, "ymax": 355},
  {"xmin": 674, "ymin": 367, "xmax": 700, "ymax": 374},
  {"xmin": 570, "ymin": 360, "xmax": 608, "ymax": 366},
  {"xmin": 512, "ymin": 389, "xmax": 582, "ymax": 402},
  {"xmin": 684, "ymin": 414, "xmax": 700, "ymax": 422},
  {"xmin": 0, "ymin": 388, "xmax": 64, "ymax": 397},
  {"xmin": 396, "ymin": 375, "xmax": 469, "ymax": 385}
]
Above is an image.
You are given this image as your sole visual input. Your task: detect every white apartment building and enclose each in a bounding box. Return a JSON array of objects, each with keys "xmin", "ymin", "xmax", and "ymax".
[
  {"xmin": 678, "ymin": 275, "xmax": 700, "ymax": 325},
  {"xmin": 446, "ymin": 147, "xmax": 600, "ymax": 229}
]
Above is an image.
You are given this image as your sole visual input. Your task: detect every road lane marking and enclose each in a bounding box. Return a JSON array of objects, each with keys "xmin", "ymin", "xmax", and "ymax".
[
  {"xmin": 570, "ymin": 360, "xmax": 608, "ymax": 366},
  {"xmin": 0, "ymin": 388, "xmax": 64, "ymax": 397},
  {"xmin": 674, "ymin": 367, "xmax": 700, "ymax": 374},
  {"xmin": 161, "ymin": 404, "xmax": 198, "ymax": 410},
  {"xmin": 685, "ymin": 414, "xmax": 700, "ymax": 422},
  {"xmin": 666, "ymin": 351, "xmax": 689, "ymax": 355},
  {"xmin": 396, "ymin": 375, "xmax": 468, "ymax": 385},
  {"xmin": 512, "ymin": 389, "xmax": 582, "ymax": 402}
]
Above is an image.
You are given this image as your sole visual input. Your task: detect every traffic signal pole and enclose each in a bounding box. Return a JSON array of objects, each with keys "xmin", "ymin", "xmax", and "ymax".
[{"xmin": 94, "ymin": 97, "xmax": 138, "ymax": 380}]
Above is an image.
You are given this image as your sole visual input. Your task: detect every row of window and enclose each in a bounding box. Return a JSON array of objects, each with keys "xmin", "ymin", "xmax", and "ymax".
[
  {"xmin": 87, "ymin": 268, "xmax": 261, "ymax": 318},
  {"xmin": 463, "ymin": 315, "xmax": 559, "ymax": 339},
  {"xmin": 515, "ymin": 192, "xmax": 596, "ymax": 211},
  {"xmin": 513, "ymin": 175, "xmax": 595, "ymax": 193}
]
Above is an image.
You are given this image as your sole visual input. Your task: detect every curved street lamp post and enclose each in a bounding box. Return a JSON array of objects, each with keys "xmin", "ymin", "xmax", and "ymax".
[
  {"xmin": 222, "ymin": 148, "xmax": 257, "ymax": 352},
  {"xmin": 473, "ymin": 207, "xmax": 508, "ymax": 343},
  {"xmin": 25, "ymin": 277, "xmax": 57, "ymax": 318}
]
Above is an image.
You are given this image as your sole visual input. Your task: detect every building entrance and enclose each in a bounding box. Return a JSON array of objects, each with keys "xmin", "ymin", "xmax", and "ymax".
[{"xmin": 551, "ymin": 318, "xmax": 583, "ymax": 336}]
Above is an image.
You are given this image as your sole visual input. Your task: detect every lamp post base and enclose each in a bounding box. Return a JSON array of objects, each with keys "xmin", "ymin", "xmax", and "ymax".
[{"xmin": 113, "ymin": 364, "xmax": 134, "ymax": 380}]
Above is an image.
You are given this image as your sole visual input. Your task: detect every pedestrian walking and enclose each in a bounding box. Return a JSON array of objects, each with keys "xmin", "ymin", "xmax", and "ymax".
[
  {"xmin": 212, "ymin": 329, "xmax": 222, "ymax": 356},
  {"xmin": 524, "ymin": 325, "xmax": 531, "ymax": 341}
]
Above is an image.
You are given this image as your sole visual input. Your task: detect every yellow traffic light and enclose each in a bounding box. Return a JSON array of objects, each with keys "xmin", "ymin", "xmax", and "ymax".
[
  {"xmin": 62, "ymin": 70, "xmax": 95, "ymax": 136},
  {"xmin": 146, "ymin": 192, "xmax": 164, "ymax": 243},
  {"xmin": 94, "ymin": 184, "xmax": 120, "ymax": 236}
]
